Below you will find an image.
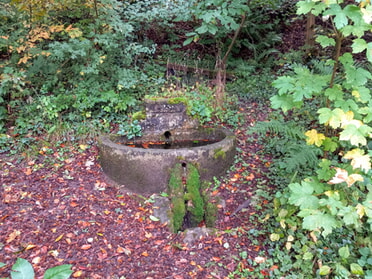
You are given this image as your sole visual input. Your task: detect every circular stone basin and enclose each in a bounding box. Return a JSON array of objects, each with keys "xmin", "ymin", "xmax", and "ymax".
[{"xmin": 98, "ymin": 128, "xmax": 236, "ymax": 193}]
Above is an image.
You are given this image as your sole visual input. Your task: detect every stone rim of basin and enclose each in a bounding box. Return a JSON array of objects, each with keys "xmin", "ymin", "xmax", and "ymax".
[{"xmin": 98, "ymin": 127, "xmax": 236, "ymax": 194}]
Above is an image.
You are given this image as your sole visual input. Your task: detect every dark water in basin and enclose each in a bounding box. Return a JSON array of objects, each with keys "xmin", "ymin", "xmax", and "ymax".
[{"xmin": 124, "ymin": 139, "xmax": 220, "ymax": 149}]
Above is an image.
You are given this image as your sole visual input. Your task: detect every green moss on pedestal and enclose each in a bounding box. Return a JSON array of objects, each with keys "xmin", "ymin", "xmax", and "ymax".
[{"xmin": 167, "ymin": 163, "xmax": 218, "ymax": 233}]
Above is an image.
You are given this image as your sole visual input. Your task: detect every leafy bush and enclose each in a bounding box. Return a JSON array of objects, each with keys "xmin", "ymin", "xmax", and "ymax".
[{"xmin": 243, "ymin": 1, "xmax": 372, "ymax": 278}]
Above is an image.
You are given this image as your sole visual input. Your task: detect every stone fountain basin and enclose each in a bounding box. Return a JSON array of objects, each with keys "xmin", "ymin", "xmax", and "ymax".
[{"xmin": 98, "ymin": 128, "xmax": 236, "ymax": 194}]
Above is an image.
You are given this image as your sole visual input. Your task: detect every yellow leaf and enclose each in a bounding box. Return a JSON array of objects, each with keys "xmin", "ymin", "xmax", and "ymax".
[
  {"xmin": 344, "ymin": 148, "xmax": 371, "ymax": 172},
  {"xmin": 25, "ymin": 244, "xmax": 37, "ymax": 250},
  {"xmin": 72, "ymin": 270, "xmax": 83, "ymax": 278},
  {"xmin": 79, "ymin": 144, "xmax": 88, "ymax": 150},
  {"xmin": 55, "ymin": 234, "xmax": 64, "ymax": 242},
  {"xmin": 356, "ymin": 203, "xmax": 365, "ymax": 218},
  {"xmin": 346, "ymin": 174, "xmax": 364, "ymax": 187},
  {"xmin": 305, "ymin": 129, "xmax": 325, "ymax": 147}
]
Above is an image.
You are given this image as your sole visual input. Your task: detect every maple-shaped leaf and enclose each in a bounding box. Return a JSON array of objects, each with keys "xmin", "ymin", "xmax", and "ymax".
[
  {"xmin": 317, "ymin": 159, "xmax": 335, "ymax": 181},
  {"xmin": 272, "ymin": 76, "xmax": 295, "ymax": 95},
  {"xmin": 288, "ymin": 181, "xmax": 320, "ymax": 210},
  {"xmin": 301, "ymin": 210, "xmax": 340, "ymax": 236},
  {"xmin": 316, "ymin": 35, "xmax": 335, "ymax": 48},
  {"xmin": 344, "ymin": 148, "xmax": 371, "ymax": 172},
  {"xmin": 318, "ymin": 108, "xmax": 344, "ymax": 128},
  {"xmin": 328, "ymin": 167, "xmax": 364, "ymax": 187},
  {"xmin": 352, "ymin": 86, "xmax": 371, "ymax": 103},
  {"xmin": 320, "ymin": 191, "xmax": 343, "ymax": 215},
  {"xmin": 352, "ymin": 38, "xmax": 368, "ymax": 53},
  {"xmin": 322, "ymin": 137, "xmax": 338, "ymax": 152},
  {"xmin": 305, "ymin": 129, "xmax": 326, "ymax": 147},
  {"xmin": 340, "ymin": 122, "xmax": 372, "ymax": 146},
  {"xmin": 324, "ymin": 86, "xmax": 344, "ymax": 101},
  {"xmin": 324, "ymin": 4, "xmax": 348, "ymax": 29},
  {"xmin": 270, "ymin": 94, "xmax": 302, "ymax": 112},
  {"xmin": 338, "ymin": 206, "xmax": 360, "ymax": 228}
]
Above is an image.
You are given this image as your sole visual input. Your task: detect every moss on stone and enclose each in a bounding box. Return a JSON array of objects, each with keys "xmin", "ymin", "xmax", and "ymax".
[
  {"xmin": 167, "ymin": 162, "xmax": 217, "ymax": 232},
  {"xmin": 185, "ymin": 164, "xmax": 204, "ymax": 227},
  {"xmin": 213, "ymin": 148, "xmax": 226, "ymax": 159},
  {"xmin": 170, "ymin": 197, "xmax": 186, "ymax": 233},
  {"xmin": 167, "ymin": 97, "xmax": 187, "ymax": 105},
  {"xmin": 132, "ymin": 111, "xmax": 146, "ymax": 121}
]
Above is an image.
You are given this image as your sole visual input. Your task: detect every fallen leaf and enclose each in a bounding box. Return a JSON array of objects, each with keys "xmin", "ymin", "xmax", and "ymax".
[
  {"xmin": 80, "ymin": 244, "xmax": 91, "ymax": 250},
  {"xmin": 6, "ymin": 230, "xmax": 21, "ymax": 243},
  {"xmin": 24, "ymin": 168, "xmax": 32, "ymax": 175},
  {"xmin": 117, "ymin": 246, "xmax": 131, "ymax": 256},
  {"xmin": 25, "ymin": 244, "xmax": 37, "ymax": 250},
  {"xmin": 142, "ymin": 251, "xmax": 149, "ymax": 257},
  {"xmin": 245, "ymin": 173, "xmax": 255, "ymax": 181},
  {"xmin": 55, "ymin": 234, "xmax": 64, "ymax": 242},
  {"xmin": 73, "ymin": 270, "xmax": 83, "ymax": 277},
  {"xmin": 254, "ymin": 256, "xmax": 267, "ymax": 264}
]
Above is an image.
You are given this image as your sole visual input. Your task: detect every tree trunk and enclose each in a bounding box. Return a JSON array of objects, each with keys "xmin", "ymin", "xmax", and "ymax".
[{"xmin": 305, "ymin": 13, "xmax": 315, "ymax": 47}]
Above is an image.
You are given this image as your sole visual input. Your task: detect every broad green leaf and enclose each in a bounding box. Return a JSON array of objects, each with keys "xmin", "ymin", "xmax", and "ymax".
[
  {"xmin": 183, "ymin": 36, "xmax": 194, "ymax": 46},
  {"xmin": 288, "ymin": 181, "xmax": 319, "ymax": 210},
  {"xmin": 43, "ymin": 264, "xmax": 73, "ymax": 279},
  {"xmin": 318, "ymin": 108, "xmax": 344, "ymax": 128},
  {"xmin": 319, "ymin": 265, "xmax": 331, "ymax": 275},
  {"xmin": 324, "ymin": 4, "xmax": 348, "ymax": 29},
  {"xmin": 11, "ymin": 258, "xmax": 35, "ymax": 279},
  {"xmin": 350, "ymin": 263, "xmax": 364, "ymax": 275},
  {"xmin": 303, "ymin": 252, "xmax": 313, "ymax": 261},
  {"xmin": 272, "ymin": 76, "xmax": 295, "ymax": 95},
  {"xmin": 338, "ymin": 206, "xmax": 360, "ymax": 227},
  {"xmin": 317, "ymin": 159, "xmax": 335, "ymax": 181},
  {"xmin": 324, "ymin": 86, "xmax": 343, "ymax": 101},
  {"xmin": 270, "ymin": 95, "xmax": 302, "ymax": 112},
  {"xmin": 305, "ymin": 129, "xmax": 326, "ymax": 147},
  {"xmin": 296, "ymin": 1, "xmax": 316, "ymax": 15},
  {"xmin": 0, "ymin": 262, "xmax": 5, "ymax": 268},
  {"xmin": 340, "ymin": 123, "xmax": 372, "ymax": 146},
  {"xmin": 322, "ymin": 137, "xmax": 338, "ymax": 152},
  {"xmin": 302, "ymin": 211, "xmax": 339, "ymax": 236},
  {"xmin": 352, "ymin": 38, "xmax": 368, "ymax": 53},
  {"xmin": 339, "ymin": 246, "xmax": 350, "ymax": 259},
  {"xmin": 352, "ymin": 86, "xmax": 371, "ymax": 103},
  {"xmin": 345, "ymin": 67, "xmax": 372, "ymax": 87},
  {"xmin": 316, "ymin": 35, "xmax": 335, "ymax": 48}
]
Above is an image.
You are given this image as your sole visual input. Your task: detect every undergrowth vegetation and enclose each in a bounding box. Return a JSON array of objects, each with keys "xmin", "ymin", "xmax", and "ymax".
[{"xmin": 237, "ymin": 1, "xmax": 372, "ymax": 278}]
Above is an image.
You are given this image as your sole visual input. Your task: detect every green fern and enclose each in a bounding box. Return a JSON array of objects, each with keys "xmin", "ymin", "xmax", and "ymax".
[
  {"xmin": 248, "ymin": 119, "xmax": 306, "ymax": 140},
  {"xmin": 248, "ymin": 119, "xmax": 321, "ymax": 177}
]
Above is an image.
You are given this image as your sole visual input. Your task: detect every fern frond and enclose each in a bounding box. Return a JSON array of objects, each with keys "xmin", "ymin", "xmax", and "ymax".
[
  {"xmin": 281, "ymin": 143, "xmax": 322, "ymax": 173},
  {"xmin": 248, "ymin": 120, "xmax": 305, "ymax": 140}
]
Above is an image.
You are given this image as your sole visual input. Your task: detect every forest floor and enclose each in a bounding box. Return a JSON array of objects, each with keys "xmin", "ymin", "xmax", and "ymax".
[{"xmin": 0, "ymin": 99, "xmax": 276, "ymax": 279}]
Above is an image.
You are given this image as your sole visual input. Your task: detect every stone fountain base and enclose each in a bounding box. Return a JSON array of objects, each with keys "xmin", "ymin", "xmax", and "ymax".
[{"xmin": 98, "ymin": 127, "xmax": 236, "ymax": 194}]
